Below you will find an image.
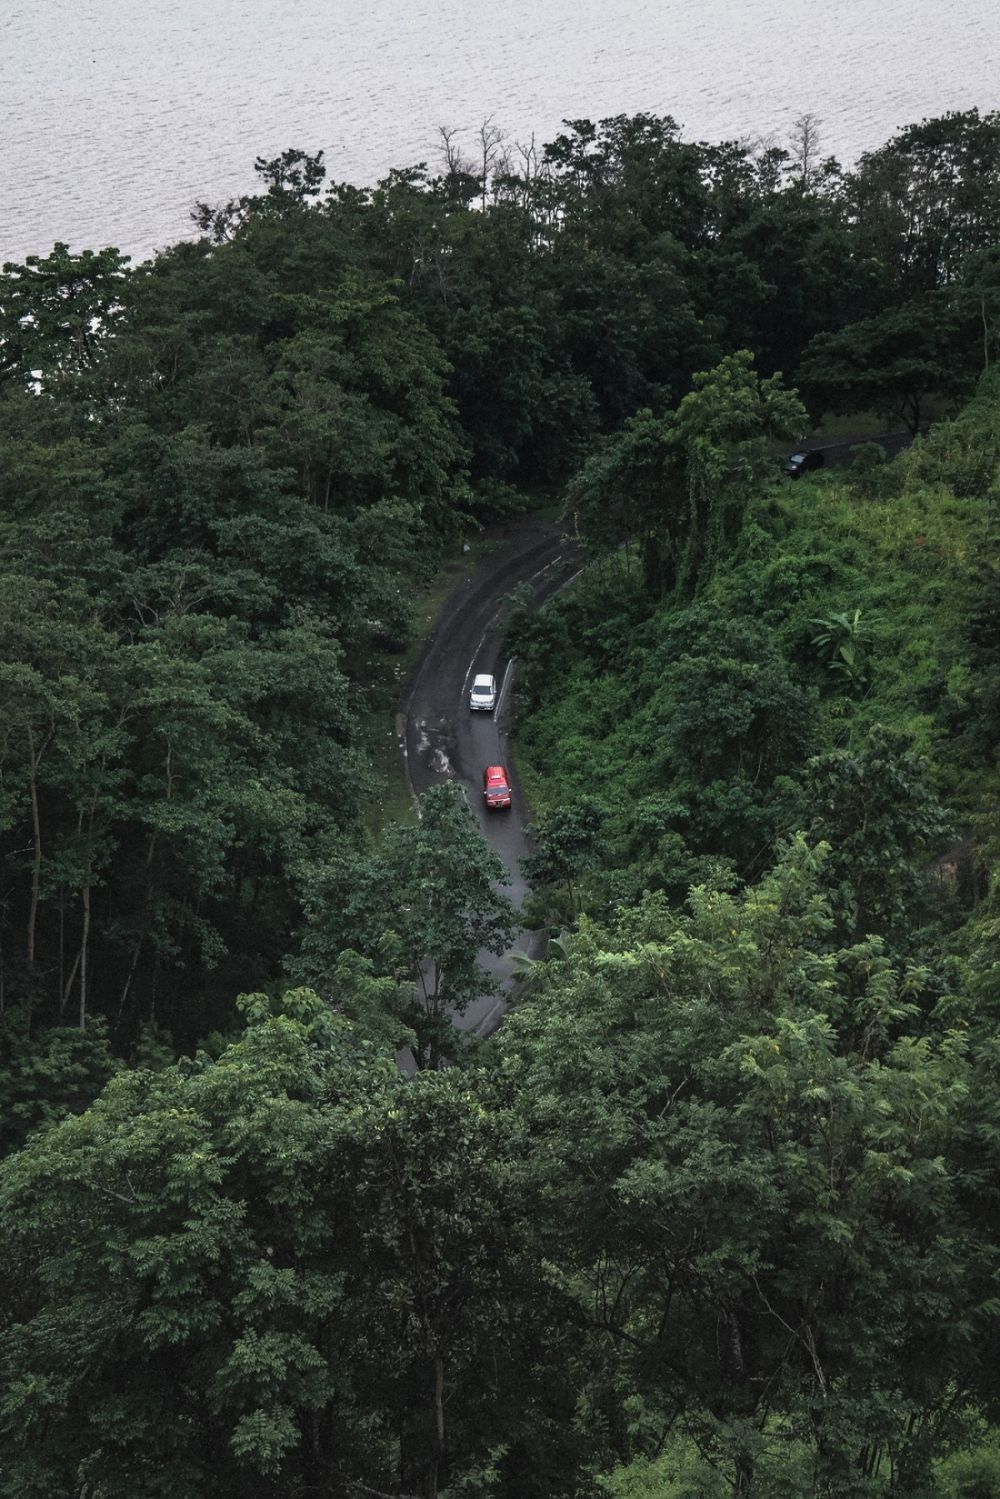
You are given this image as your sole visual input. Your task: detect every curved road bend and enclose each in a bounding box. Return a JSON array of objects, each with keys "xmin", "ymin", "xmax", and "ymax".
[
  {"xmin": 401, "ymin": 518, "xmax": 581, "ymax": 1040},
  {"xmin": 397, "ymin": 433, "xmax": 910, "ymax": 1047}
]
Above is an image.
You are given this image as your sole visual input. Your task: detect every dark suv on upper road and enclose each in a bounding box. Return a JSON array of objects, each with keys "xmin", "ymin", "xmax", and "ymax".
[{"xmin": 784, "ymin": 449, "xmax": 825, "ymax": 479}]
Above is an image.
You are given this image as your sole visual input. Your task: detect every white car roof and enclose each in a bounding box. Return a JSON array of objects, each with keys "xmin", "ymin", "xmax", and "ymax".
[{"xmin": 472, "ymin": 674, "xmax": 495, "ymax": 688}]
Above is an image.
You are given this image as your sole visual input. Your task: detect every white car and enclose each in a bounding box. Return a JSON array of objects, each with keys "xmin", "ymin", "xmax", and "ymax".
[{"xmin": 469, "ymin": 673, "xmax": 497, "ymax": 712}]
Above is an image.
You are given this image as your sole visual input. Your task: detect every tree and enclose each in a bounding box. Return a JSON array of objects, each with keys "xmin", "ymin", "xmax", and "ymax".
[
  {"xmin": 500, "ymin": 839, "xmax": 993, "ymax": 1493},
  {"xmin": 191, "ymin": 148, "xmax": 327, "ymax": 242},
  {"xmin": 845, "ymin": 109, "xmax": 1000, "ymax": 295},
  {"xmin": 566, "ymin": 407, "xmax": 676, "ymax": 590},
  {"xmin": 0, "ymin": 1011, "xmax": 118, "ymax": 1156},
  {"xmin": 793, "ymin": 725, "xmax": 952, "ymax": 941},
  {"xmin": 294, "ymin": 784, "xmax": 517, "ymax": 1068},
  {"xmin": 788, "ymin": 112, "xmax": 824, "ymax": 188},
  {"xmin": 666, "ymin": 352, "xmax": 806, "ymax": 590},
  {"xmin": 0, "ymin": 574, "xmax": 123, "ymax": 1020},
  {"xmin": 522, "ymin": 798, "xmax": 605, "ymax": 920},
  {"xmin": 715, "ymin": 192, "xmax": 881, "ymax": 376},
  {"xmin": 569, "ymin": 353, "xmax": 805, "ymax": 597},
  {"xmin": 799, "ymin": 295, "xmax": 965, "ymax": 433},
  {"xmin": 651, "ymin": 608, "xmax": 815, "ymax": 864},
  {"xmin": 0, "ymin": 990, "xmax": 589, "ymax": 1499},
  {"xmin": 257, "ymin": 275, "xmax": 470, "ymax": 525},
  {"xmin": 0, "ymin": 243, "xmax": 130, "ymax": 391},
  {"xmin": 952, "ymin": 245, "xmax": 1000, "ymax": 372}
]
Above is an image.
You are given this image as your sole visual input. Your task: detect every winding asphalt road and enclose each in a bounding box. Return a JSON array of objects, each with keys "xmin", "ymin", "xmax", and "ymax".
[
  {"xmin": 396, "ymin": 432, "xmax": 915, "ymax": 1043},
  {"xmin": 400, "ymin": 518, "xmax": 580, "ymax": 1038}
]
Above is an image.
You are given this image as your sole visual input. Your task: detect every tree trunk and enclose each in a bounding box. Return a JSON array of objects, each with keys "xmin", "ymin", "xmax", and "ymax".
[
  {"xmin": 62, "ymin": 946, "xmax": 82, "ymax": 1015},
  {"xmin": 79, "ymin": 884, "xmax": 91, "ymax": 1031},
  {"xmin": 26, "ymin": 725, "xmax": 43, "ymax": 963},
  {"xmin": 59, "ymin": 889, "xmax": 65, "ymax": 1000},
  {"xmin": 118, "ymin": 831, "xmax": 158, "ymax": 1023},
  {"xmin": 427, "ymin": 1352, "xmax": 445, "ymax": 1499},
  {"xmin": 903, "ymin": 392, "xmax": 922, "ymax": 436},
  {"xmin": 982, "ymin": 293, "xmax": 990, "ymax": 371}
]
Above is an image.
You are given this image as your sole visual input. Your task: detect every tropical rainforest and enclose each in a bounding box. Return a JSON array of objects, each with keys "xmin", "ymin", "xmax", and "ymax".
[{"xmin": 0, "ymin": 107, "xmax": 999, "ymax": 1497}]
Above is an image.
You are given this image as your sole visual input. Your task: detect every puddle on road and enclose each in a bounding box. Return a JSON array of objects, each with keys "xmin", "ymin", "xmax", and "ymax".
[{"xmin": 415, "ymin": 718, "xmax": 454, "ymax": 777}]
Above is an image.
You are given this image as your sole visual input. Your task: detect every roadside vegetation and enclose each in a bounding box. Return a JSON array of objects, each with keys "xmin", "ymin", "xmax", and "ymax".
[
  {"xmin": 0, "ymin": 108, "xmax": 999, "ymax": 1496},
  {"xmin": 515, "ymin": 376, "xmax": 996, "ymax": 916}
]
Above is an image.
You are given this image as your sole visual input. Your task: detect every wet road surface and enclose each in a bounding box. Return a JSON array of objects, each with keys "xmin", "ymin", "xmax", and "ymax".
[
  {"xmin": 397, "ymin": 433, "xmax": 914, "ymax": 1044},
  {"xmin": 401, "ymin": 519, "xmax": 580, "ymax": 1038}
]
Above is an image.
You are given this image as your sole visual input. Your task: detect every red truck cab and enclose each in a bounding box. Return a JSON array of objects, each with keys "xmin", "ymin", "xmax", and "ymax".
[{"xmin": 483, "ymin": 764, "xmax": 512, "ymax": 810}]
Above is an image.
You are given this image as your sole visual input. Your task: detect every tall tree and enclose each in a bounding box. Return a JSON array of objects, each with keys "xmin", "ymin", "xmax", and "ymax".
[
  {"xmin": 0, "ymin": 243, "xmax": 130, "ymax": 391},
  {"xmin": 0, "ymin": 990, "xmax": 587, "ymax": 1499},
  {"xmin": 570, "ymin": 353, "xmax": 805, "ymax": 596},
  {"xmin": 845, "ymin": 109, "xmax": 1000, "ymax": 295},
  {"xmin": 500, "ymin": 839, "xmax": 994, "ymax": 1493},
  {"xmin": 294, "ymin": 783, "xmax": 517, "ymax": 1068},
  {"xmin": 792, "ymin": 726, "xmax": 952, "ymax": 942},
  {"xmin": 799, "ymin": 295, "xmax": 966, "ymax": 433}
]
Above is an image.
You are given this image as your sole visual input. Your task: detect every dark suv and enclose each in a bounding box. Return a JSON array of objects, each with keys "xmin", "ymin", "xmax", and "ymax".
[{"xmin": 784, "ymin": 449, "xmax": 825, "ymax": 479}]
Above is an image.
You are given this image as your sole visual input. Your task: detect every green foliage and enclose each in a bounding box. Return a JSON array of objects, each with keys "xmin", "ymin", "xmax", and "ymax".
[
  {"xmin": 4, "ymin": 850, "xmax": 999, "ymax": 1496},
  {"xmin": 0, "ymin": 244, "xmax": 130, "ymax": 390},
  {"xmin": 899, "ymin": 366, "xmax": 1000, "ymax": 499},
  {"xmin": 0, "ymin": 183, "xmax": 478, "ymax": 1056},
  {"xmin": 522, "ymin": 798, "xmax": 606, "ymax": 921},
  {"xmin": 0, "ymin": 992, "xmax": 591, "ymax": 1499},
  {"xmin": 293, "ymin": 783, "xmax": 517, "ymax": 1067},
  {"xmin": 937, "ymin": 1438, "xmax": 1000, "ymax": 1498},
  {"xmin": 599, "ymin": 1441, "xmax": 728, "ymax": 1497},
  {"xmin": 846, "ymin": 109, "xmax": 1000, "ymax": 296},
  {"xmin": 496, "ymin": 838, "xmax": 999, "ymax": 1494},
  {"xmin": 3, "ymin": 103, "xmax": 1000, "ymax": 1493},
  {"xmin": 0, "ymin": 1011, "xmax": 118, "ymax": 1153},
  {"xmin": 3, "ymin": 104, "xmax": 997, "ymax": 1063},
  {"xmin": 667, "ymin": 351, "xmax": 807, "ymax": 590},
  {"xmin": 810, "ymin": 607, "xmax": 873, "ymax": 687},
  {"xmin": 800, "ymin": 296, "xmax": 966, "ymax": 434},
  {"xmin": 517, "ymin": 378, "xmax": 995, "ymax": 927},
  {"xmin": 515, "ymin": 588, "xmax": 815, "ymax": 880},
  {"xmin": 789, "ymin": 726, "xmax": 952, "ymax": 942},
  {"xmin": 569, "ymin": 353, "xmax": 805, "ymax": 596}
]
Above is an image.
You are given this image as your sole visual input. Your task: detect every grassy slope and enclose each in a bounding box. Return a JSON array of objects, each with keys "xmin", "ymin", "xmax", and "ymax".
[{"xmin": 515, "ymin": 435, "xmax": 992, "ymax": 831}]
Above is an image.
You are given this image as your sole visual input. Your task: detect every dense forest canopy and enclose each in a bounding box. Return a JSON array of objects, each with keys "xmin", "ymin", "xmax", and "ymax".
[{"xmin": 0, "ymin": 107, "xmax": 998, "ymax": 1497}]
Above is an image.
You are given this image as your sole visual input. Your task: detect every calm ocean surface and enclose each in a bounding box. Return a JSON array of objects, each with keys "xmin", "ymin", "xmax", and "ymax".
[{"xmin": 2, "ymin": 0, "xmax": 998, "ymax": 264}]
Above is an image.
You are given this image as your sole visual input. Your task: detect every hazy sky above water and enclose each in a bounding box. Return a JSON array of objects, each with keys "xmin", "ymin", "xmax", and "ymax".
[{"xmin": 2, "ymin": 0, "xmax": 998, "ymax": 263}]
